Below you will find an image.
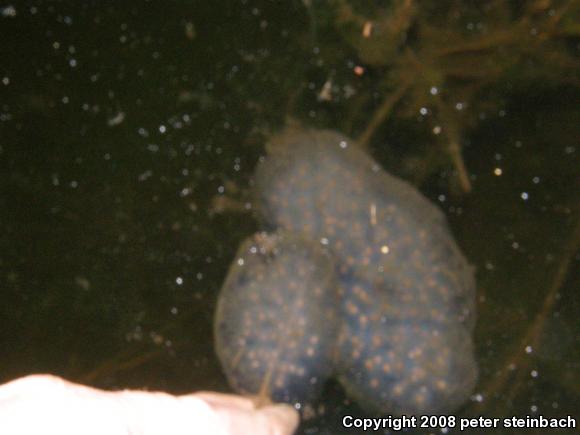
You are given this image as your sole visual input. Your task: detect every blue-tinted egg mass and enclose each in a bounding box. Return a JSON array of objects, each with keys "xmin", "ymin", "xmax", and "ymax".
[
  {"xmin": 215, "ymin": 127, "xmax": 477, "ymax": 414},
  {"xmin": 214, "ymin": 231, "xmax": 341, "ymax": 403}
]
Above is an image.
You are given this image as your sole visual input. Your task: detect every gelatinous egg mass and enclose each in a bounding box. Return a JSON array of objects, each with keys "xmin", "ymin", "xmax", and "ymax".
[
  {"xmin": 336, "ymin": 273, "xmax": 477, "ymax": 414},
  {"xmin": 254, "ymin": 128, "xmax": 476, "ymax": 330},
  {"xmin": 215, "ymin": 126, "xmax": 477, "ymax": 415},
  {"xmin": 214, "ymin": 231, "xmax": 341, "ymax": 404}
]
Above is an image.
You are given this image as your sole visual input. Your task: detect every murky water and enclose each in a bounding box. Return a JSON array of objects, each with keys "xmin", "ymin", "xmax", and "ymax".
[{"xmin": 1, "ymin": 2, "xmax": 578, "ymax": 434}]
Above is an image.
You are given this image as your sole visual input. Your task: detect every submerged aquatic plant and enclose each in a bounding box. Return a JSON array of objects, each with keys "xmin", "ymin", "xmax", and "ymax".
[{"xmin": 307, "ymin": 0, "xmax": 579, "ymax": 192}]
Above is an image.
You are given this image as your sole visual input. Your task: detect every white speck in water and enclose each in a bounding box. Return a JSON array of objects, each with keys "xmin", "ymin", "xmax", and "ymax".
[
  {"xmin": 1, "ymin": 5, "xmax": 16, "ymax": 17},
  {"xmin": 455, "ymin": 102, "xmax": 464, "ymax": 111},
  {"xmin": 369, "ymin": 203, "xmax": 377, "ymax": 225},
  {"xmin": 320, "ymin": 237, "xmax": 329, "ymax": 245},
  {"xmin": 380, "ymin": 245, "xmax": 390, "ymax": 254},
  {"xmin": 521, "ymin": 192, "xmax": 529, "ymax": 200},
  {"xmin": 472, "ymin": 393, "xmax": 484, "ymax": 403},
  {"xmin": 531, "ymin": 370, "xmax": 538, "ymax": 378},
  {"xmin": 339, "ymin": 140, "xmax": 348, "ymax": 149},
  {"xmin": 75, "ymin": 276, "xmax": 90, "ymax": 291},
  {"xmin": 237, "ymin": 258, "xmax": 245, "ymax": 266},
  {"xmin": 176, "ymin": 277, "xmax": 183, "ymax": 285},
  {"xmin": 430, "ymin": 86, "xmax": 438, "ymax": 95},
  {"xmin": 107, "ymin": 111, "xmax": 125, "ymax": 126},
  {"xmin": 532, "ymin": 176, "xmax": 540, "ymax": 184},
  {"xmin": 438, "ymin": 194, "xmax": 446, "ymax": 202},
  {"xmin": 2, "ymin": 77, "xmax": 9, "ymax": 85},
  {"xmin": 525, "ymin": 345, "xmax": 533, "ymax": 354},
  {"xmin": 159, "ymin": 124, "xmax": 167, "ymax": 133},
  {"xmin": 420, "ymin": 107, "xmax": 428, "ymax": 115},
  {"xmin": 150, "ymin": 331, "xmax": 164, "ymax": 345},
  {"xmin": 343, "ymin": 84, "xmax": 356, "ymax": 99},
  {"xmin": 494, "ymin": 167, "xmax": 502, "ymax": 176},
  {"xmin": 138, "ymin": 170, "xmax": 152, "ymax": 182},
  {"xmin": 531, "ymin": 405, "xmax": 538, "ymax": 412},
  {"xmin": 433, "ymin": 125, "xmax": 442, "ymax": 135},
  {"xmin": 171, "ymin": 307, "xmax": 178, "ymax": 315}
]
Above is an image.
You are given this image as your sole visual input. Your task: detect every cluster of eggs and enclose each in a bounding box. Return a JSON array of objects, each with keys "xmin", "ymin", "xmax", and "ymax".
[{"xmin": 215, "ymin": 128, "xmax": 477, "ymax": 415}]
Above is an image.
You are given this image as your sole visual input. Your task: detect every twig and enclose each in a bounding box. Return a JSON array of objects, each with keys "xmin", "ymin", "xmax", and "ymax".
[
  {"xmin": 435, "ymin": 99, "xmax": 473, "ymax": 193},
  {"xmin": 474, "ymin": 215, "xmax": 580, "ymax": 410},
  {"xmin": 81, "ymin": 345, "xmax": 169, "ymax": 384},
  {"xmin": 356, "ymin": 76, "xmax": 414, "ymax": 148},
  {"xmin": 448, "ymin": 140, "xmax": 472, "ymax": 193},
  {"xmin": 435, "ymin": 30, "xmax": 517, "ymax": 57}
]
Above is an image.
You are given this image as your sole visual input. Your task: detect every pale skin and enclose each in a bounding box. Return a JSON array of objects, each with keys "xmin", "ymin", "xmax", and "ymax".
[{"xmin": 0, "ymin": 374, "xmax": 299, "ymax": 435}]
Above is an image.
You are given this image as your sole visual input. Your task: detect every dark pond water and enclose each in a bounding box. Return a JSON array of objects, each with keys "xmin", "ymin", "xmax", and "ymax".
[{"xmin": 1, "ymin": 1, "xmax": 578, "ymax": 434}]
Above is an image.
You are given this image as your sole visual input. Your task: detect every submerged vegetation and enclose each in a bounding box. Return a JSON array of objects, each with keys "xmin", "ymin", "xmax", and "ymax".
[{"xmin": 301, "ymin": 0, "xmax": 579, "ymax": 193}]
